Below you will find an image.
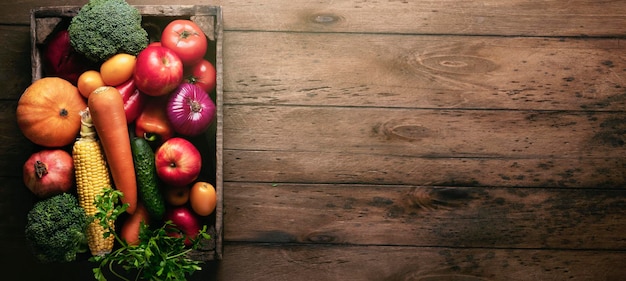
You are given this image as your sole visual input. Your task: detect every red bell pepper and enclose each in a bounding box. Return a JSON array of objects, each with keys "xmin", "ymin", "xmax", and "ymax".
[
  {"xmin": 135, "ymin": 96, "xmax": 175, "ymax": 146},
  {"xmin": 115, "ymin": 79, "xmax": 147, "ymax": 123}
]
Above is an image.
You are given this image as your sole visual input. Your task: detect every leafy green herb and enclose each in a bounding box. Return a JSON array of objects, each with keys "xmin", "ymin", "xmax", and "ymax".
[{"xmin": 90, "ymin": 189, "xmax": 211, "ymax": 281}]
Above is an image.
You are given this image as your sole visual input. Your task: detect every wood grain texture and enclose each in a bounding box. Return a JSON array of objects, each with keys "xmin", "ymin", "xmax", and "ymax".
[
  {"xmin": 217, "ymin": 244, "xmax": 626, "ymax": 281},
  {"xmin": 224, "ymin": 150, "xmax": 626, "ymax": 188},
  {"xmin": 0, "ymin": 102, "xmax": 36, "ymax": 178},
  {"xmin": 222, "ymin": 106, "xmax": 626, "ymax": 158},
  {"xmin": 223, "ymin": 182, "xmax": 626, "ymax": 249},
  {"xmin": 223, "ymin": 32, "xmax": 626, "ymax": 111},
  {"xmin": 0, "ymin": 25, "xmax": 34, "ymax": 100}
]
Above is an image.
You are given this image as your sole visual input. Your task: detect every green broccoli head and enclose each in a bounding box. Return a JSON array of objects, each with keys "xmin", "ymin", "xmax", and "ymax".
[
  {"xmin": 25, "ymin": 193, "xmax": 89, "ymax": 263},
  {"xmin": 68, "ymin": 0, "xmax": 149, "ymax": 62}
]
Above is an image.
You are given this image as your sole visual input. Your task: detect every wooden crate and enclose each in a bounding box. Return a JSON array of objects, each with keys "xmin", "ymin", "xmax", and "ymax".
[{"xmin": 29, "ymin": 5, "xmax": 224, "ymax": 262}]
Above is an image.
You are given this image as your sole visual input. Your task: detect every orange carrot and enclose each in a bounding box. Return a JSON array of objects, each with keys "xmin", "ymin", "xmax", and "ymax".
[
  {"xmin": 88, "ymin": 86, "xmax": 137, "ymax": 214},
  {"xmin": 120, "ymin": 203, "xmax": 150, "ymax": 245}
]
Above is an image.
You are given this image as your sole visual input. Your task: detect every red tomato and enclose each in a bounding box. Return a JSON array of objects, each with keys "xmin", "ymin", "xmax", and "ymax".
[
  {"xmin": 161, "ymin": 19, "xmax": 207, "ymax": 66},
  {"xmin": 189, "ymin": 181, "xmax": 216, "ymax": 216},
  {"xmin": 185, "ymin": 59, "xmax": 216, "ymax": 93}
]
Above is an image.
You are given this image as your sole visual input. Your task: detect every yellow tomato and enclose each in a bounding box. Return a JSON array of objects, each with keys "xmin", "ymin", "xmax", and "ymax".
[
  {"xmin": 100, "ymin": 53, "xmax": 136, "ymax": 86},
  {"xmin": 189, "ymin": 181, "xmax": 216, "ymax": 216},
  {"xmin": 77, "ymin": 70, "xmax": 105, "ymax": 98}
]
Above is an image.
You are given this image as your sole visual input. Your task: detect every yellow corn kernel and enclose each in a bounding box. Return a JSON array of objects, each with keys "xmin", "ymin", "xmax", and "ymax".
[{"xmin": 72, "ymin": 109, "xmax": 114, "ymax": 256}]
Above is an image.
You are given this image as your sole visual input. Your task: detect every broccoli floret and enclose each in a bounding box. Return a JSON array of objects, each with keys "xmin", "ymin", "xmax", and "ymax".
[
  {"xmin": 68, "ymin": 0, "xmax": 148, "ymax": 62},
  {"xmin": 25, "ymin": 193, "xmax": 89, "ymax": 263}
]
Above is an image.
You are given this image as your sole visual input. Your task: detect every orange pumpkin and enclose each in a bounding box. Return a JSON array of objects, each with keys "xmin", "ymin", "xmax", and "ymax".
[{"xmin": 16, "ymin": 77, "xmax": 87, "ymax": 147}]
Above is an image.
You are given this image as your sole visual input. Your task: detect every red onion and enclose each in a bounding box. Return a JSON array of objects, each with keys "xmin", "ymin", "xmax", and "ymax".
[{"xmin": 166, "ymin": 83, "xmax": 216, "ymax": 136}]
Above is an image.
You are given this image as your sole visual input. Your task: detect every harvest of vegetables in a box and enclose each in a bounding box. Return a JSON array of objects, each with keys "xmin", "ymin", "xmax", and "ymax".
[{"xmin": 20, "ymin": 1, "xmax": 221, "ymax": 280}]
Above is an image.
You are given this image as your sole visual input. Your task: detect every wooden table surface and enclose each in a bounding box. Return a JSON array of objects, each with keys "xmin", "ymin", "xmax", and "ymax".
[{"xmin": 1, "ymin": 0, "xmax": 625, "ymax": 280}]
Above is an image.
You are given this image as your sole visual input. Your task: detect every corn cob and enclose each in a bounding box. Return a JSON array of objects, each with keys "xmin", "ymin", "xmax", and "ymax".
[{"xmin": 72, "ymin": 108, "xmax": 115, "ymax": 256}]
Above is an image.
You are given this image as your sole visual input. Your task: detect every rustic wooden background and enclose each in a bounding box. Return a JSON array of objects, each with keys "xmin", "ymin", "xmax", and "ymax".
[{"xmin": 1, "ymin": 0, "xmax": 625, "ymax": 280}]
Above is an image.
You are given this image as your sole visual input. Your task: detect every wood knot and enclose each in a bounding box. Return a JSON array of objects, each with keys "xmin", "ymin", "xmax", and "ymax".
[
  {"xmin": 379, "ymin": 118, "xmax": 433, "ymax": 141},
  {"xmin": 417, "ymin": 275, "xmax": 492, "ymax": 281},
  {"xmin": 417, "ymin": 55, "xmax": 497, "ymax": 74},
  {"xmin": 309, "ymin": 13, "xmax": 343, "ymax": 24},
  {"xmin": 405, "ymin": 187, "xmax": 471, "ymax": 211},
  {"xmin": 306, "ymin": 231, "xmax": 339, "ymax": 243}
]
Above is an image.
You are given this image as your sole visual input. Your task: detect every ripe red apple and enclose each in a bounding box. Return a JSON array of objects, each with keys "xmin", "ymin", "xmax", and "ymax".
[
  {"xmin": 23, "ymin": 149, "xmax": 74, "ymax": 198},
  {"xmin": 164, "ymin": 206, "xmax": 201, "ymax": 246},
  {"xmin": 155, "ymin": 137, "xmax": 201, "ymax": 186},
  {"xmin": 133, "ymin": 45, "xmax": 183, "ymax": 96}
]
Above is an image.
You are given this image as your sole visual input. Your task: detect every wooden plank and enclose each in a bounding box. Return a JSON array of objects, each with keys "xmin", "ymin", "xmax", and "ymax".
[
  {"xmin": 223, "ymin": 31, "xmax": 626, "ymax": 111},
  {"xmin": 206, "ymin": 0, "xmax": 626, "ymax": 36},
  {"xmin": 238, "ymin": 111, "xmax": 624, "ymax": 161},
  {"xmin": 0, "ymin": 102, "xmax": 37, "ymax": 178},
  {"xmin": 223, "ymin": 105, "xmax": 626, "ymax": 158},
  {"xmin": 223, "ymin": 182, "xmax": 626, "ymax": 250},
  {"xmin": 224, "ymin": 150, "xmax": 626, "ymax": 188},
  {"xmin": 0, "ymin": 25, "xmax": 34, "ymax": 100},
  {"xmin": 3, "ymin": 0, "xmax": 626, "ymax": 37},
  {"xmin": 217, "ymin": 244, "xmax": 626, "ymax": 281}
]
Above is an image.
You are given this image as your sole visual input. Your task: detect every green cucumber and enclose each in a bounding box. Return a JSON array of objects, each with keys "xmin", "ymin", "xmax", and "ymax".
[{"xmin": 130, "ymin": 136, "xmax": 165, "ymax": 219}]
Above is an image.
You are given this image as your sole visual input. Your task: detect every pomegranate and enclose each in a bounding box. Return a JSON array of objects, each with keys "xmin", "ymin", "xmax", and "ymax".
[{"xmin": 23, "ymin": 149, "xmax": 75, "ymax": 198}]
